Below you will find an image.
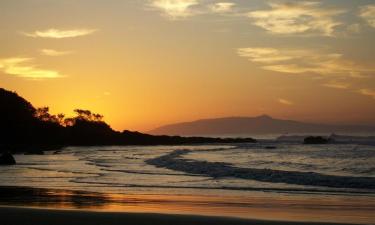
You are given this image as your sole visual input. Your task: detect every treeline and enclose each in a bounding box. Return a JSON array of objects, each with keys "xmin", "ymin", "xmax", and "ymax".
[{"xmin": 0, "ymin": 88, "xmax": 255, "ymax": 153}]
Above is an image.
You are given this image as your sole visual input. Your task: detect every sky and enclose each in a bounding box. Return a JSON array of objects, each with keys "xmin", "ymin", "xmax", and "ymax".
[{"xmin": 1, "ymin": 0, "xmax": 375, "ymax": 131}]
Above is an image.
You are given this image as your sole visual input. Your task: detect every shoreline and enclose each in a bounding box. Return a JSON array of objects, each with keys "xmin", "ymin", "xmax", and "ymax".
[{"xmin": 0, "ymin": 206, "xmax": 361, "ymax": 225}]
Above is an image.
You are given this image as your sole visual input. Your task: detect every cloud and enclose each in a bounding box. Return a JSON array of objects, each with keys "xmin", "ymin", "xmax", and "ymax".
[
  {"xmin": 210, "ymin": 2, "xmax": 235, "ymax": 13},
  {"xmin": 150, "ymin": 0, "xmax": 199, "ymax": 19},
  {"xmin": 238, "ymin": 47, "xmax": 375, "ymax": 100},
  {"xmin": 23, "ymin": 28, "xmax": 97, "ymax": 38},
  {"xmin": 40, "ymin": 49, "xmax": 73, "ymax": 56},
  {"xmin": 237, "ymin": 47, "xmax": 374, "ymax": 78},
  {"xmin": 360, "ymin": 4, "xmax": 375, "ymax": 28},
  {"xmin": 237, "ymin": 48, "xmax": 295, "ymax": 63},
  {"xmin": 358, "ymin": 89, "xmax": 375, "ymax": 99},
  {"xmin": 322, "ymin": 81, "xmax": 350, "ymax": 89},
  {"xmin": 278, "ymin": 98, "xmax": 293, "ymax": 105},
  {"xmin": 247, "ymin": 1, "xmax": 345, "ymax": 36},
  {"xmin": 346, "ymin": 23, "xmax": 361, "ymax": 34},
  {"xmin": 0, "ymin": 57, "xmax": 62, "ymax": 79}
]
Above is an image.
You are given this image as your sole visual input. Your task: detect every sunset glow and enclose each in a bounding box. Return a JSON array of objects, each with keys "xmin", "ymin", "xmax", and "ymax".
[{"xmin": 1, "ymin": 0, "xmax": 374, "ymax": 131}]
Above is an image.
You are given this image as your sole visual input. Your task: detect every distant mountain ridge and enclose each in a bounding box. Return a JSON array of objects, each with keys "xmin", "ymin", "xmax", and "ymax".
[{"xmin": 149, "ymin": 115, "xmax": 375, "ymax": 136}]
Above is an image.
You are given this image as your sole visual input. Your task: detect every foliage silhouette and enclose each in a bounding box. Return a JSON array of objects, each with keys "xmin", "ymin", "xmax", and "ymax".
[{"xmin": 0, "ymin": 88, "xmax": 255, "ymax": 153}]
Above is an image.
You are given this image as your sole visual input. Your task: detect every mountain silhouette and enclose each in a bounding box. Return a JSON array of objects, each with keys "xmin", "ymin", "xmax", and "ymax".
[{"xmin": 149, "ymin": 115, "xmax": 375, "ymax": 136}]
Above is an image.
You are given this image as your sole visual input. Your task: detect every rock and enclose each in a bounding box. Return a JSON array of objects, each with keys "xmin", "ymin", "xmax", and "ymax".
[
  {"xmin": 0, "ymin": 152, "xmax": 16, "ymax": 165},
  {"xmin": 303, "ymin": 136, "xmax": 330, "ymax": 144}
]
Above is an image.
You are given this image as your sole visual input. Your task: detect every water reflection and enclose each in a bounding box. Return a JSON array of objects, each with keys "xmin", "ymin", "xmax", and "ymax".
[
  {"xmin": 0, "ymin": 187, "xmax": 108, "ymax": 209},
  {"xmin": 1, "ymin": 186, "xmax": 375, "ymax": 224}
]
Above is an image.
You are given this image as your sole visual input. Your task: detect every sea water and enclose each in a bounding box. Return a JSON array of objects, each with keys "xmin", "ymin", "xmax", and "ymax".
[{"xmin": 1, "ymin": 140, "xmax": 375, "ymax": 223}]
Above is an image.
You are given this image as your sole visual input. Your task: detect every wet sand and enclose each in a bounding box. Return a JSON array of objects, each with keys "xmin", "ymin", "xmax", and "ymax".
[
  {"xmin": 0, "ymin": 206, "xmax": 361, "ymax": 225},
  {"xmin": 0, "ymin": 186, "xmax": 373, "ymax": 225}
]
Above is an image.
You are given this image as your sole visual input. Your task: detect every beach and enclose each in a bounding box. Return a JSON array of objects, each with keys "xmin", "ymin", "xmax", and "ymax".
[
  {"xmin": 2, "ymin": 0, "xmax": 375, "ymax": 223},
  {"xmin": 1, "ymin": 144, "xmax": 374, "ymax": 225},
  {"xmin": 1, "ymin": 206, "xmax": 362, "ymax": 225},
  {"xmin": 0, "ymin": 186, "xmax": 374, "ymax": 225}
]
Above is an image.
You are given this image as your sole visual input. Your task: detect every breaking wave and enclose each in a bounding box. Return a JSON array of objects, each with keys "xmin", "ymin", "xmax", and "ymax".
[{"xmin": 146, "ymin": 150, "xmax": 375, "ymax": 190}]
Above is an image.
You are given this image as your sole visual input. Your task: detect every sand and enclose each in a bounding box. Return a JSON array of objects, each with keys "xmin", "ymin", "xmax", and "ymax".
[
  {"xmin": 0, "ymin": 206, "xmax": 360, "ymax": 225},
  {"xmin": 0, "ymin": 186, "xmax": 371, "ymax": 225}
]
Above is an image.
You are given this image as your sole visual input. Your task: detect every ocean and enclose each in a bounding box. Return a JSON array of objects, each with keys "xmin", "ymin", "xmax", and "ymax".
[{"xmin": 1, "ymin": 139, "xmax": 375, "ymax": 223}]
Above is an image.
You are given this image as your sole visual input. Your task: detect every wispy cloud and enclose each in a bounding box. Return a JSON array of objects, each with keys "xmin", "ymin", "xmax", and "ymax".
[
  {"xmin": 237, "ymin": 47, "xmax": 374, "ymax": 78},
  {"xmin": 210, "ymin": 2, "xmax": 235, "ymax": 13},
  {"xmin": 23, "ymin": 28, "xmax": 97, "ymax": 39},
  {"xmin": 0, "ymin": 57, "xmax": 62, "ymax": 79},
  {"xmin": 150, "ymin": 0, "xmax": 199, "ymax": 19},
  {"xmin": 237, "ymin": 48, "xmax": 295, "ymax": 63},
  {"xmin": 360, "ymin": 4, "xmax": 375, "ymax": 28},
  {"xmin": 278, "ymin": 98, "xmax": 294, "ymax": 105},
  {"xmin": 346, "ymin": 23, "xmax": 361, "ymax": 34},
  {"xmin": 40, "ymin": 49, "xmax": 73, "ymax": 56},
  {"xmin": 358, "ymin": 89, "xmax": 375, "ymax": 99},
  {"xmin": 247, "ymin": 1, "xmax": 345, "ymax": 36},
  {"xmin": 323, "ymin": 81, "xmax": 350, "ymax": 89}
]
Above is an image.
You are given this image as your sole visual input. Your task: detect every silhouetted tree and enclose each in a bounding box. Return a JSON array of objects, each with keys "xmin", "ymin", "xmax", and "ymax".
[
  {"xmin": 93, "ymin": 113, "xmax": 103, "ymax": 122},
  {"xmin": 57, "ymin": 113, "xmax": 65, "ymax": 125},
  {"xmin": 64, "ymin": 109, "xmax": 104, "ymax": 126},
  {"xmin": 0, "ymin": 87, "xmax": 255, "ymax": 153},
  {"xmin": 63, "ymin": 117, "xmax": 75, "ymax": 127},
  {"xmin": 34, "ymin": 107, "xmax": 67, "ymax": 126}
]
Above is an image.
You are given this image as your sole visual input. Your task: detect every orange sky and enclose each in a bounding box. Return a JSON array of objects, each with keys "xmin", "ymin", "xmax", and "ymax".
[{"xmin": 1, "ymin": 0, "xmax": 375, "ymax": 131}]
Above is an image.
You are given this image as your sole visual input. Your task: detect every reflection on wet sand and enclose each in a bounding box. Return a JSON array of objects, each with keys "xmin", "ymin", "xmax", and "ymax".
[{"xmin": 0, "ymin": 186, "xmax": 374, "ymax": 224}]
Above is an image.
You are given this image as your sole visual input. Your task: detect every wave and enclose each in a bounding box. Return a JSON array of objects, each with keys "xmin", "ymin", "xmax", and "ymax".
[
  {"xmin": 18, "ymin": 165, "xmax": 101, "ymax": 176},
  {"xmin": 146, "ymin": 150, "xmax": 375, "ymax": 190},
  {"xmin": 100, "ymin": 168, "xmax": 201, "ymax": 177},
  {"xmin": 70, "ymin": 179, "xmax": 375, "ymax": 195}
]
